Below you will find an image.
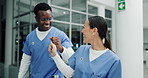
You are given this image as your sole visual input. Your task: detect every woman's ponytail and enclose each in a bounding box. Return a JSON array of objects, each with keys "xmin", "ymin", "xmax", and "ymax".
[{"xmin": 104, "ymin": 37, "xmax": 112, "ymax": 51}]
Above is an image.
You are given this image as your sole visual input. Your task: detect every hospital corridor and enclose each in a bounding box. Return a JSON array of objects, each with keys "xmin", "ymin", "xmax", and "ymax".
[{"xmin": 0, "ymin": 0, "xmax": 148, "ymax": 78}]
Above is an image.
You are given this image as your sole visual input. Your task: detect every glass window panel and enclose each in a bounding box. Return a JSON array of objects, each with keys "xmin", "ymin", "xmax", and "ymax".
[
  {"xmin": 105, "ymin": 9, "xmax": 112, "ymax": 42},
  {"xmin": 52, "ymin": 22, "xmax": 70, "ymax": 37},
  {"xmin": 19, "ymin": 14, "xmax": 30, "ymax": 25},
  {"xmin": 31, "ymin": 12, "xmax": 36, "ymax": 23},
  {"xmin": 32, "ymin": 12, "xmax": 38, "ymax": 30},
  {"xmin": 72, "ymin": 0, "xmax": 86, "ymax": 12},
  {"xmin": 51, "ymin": 0, "xmax": 70, "ymax": 8},
  {"xmin": 88, "ymin": 5, "xmax": 98, "ymax": 15},
  {"xmin": 14, "ymin": 14, "xmax": 30, "ymax": 28},
  {"xmin": 12, "ymin": 28, "xmax": 18, "ymax": 65},
  {"xmin": 88, "ymin": 15, "xmax": 91, "ymax": 18},
  {"xmin": 14, "ymin": 0, "xmax": 30, "ymax": 18},
  {"xmin": 14, "ymin": 0, "xmax": 32, "ymax": 16},
  {"xmin": 13, "ymin": 19, "xmax": 17, "ymax": 27},
  {"xmin": 12, "ymin": 25, "xmax": 30, "ymax": 65},
  {"xmin": 72, "ymin": 25, "xmax": 83, "ymax": 51},
  {"xmin": 72, "ymin": 12, "xmax": 86, "ymax": 24},
  {"xmin": 52, "ymin": 7, "xmax": 70, "ymax": 22},
  {"xmin": 32, "ymin": 23, "xmax": 38, "ymax": 30},
  {"xmin": 19, "ymin": 0, "xmax": 31, "ymax": 14},
  {"xmin": 107, "ymin": 29, "xmax": 112, "ymax": 41},
  {"xmin": 14, "ymin": 0, "xmax": 47, "ymax": 20},
  {"xmin": 105, "ymin": 9, "xmax": 112, "ymax": 18},
  {"xmin": 33, "ymin": 0, "xmax": 47, "ymax": 3},
  {"xmin": 106, "ymin": 19, "xmax": 112, "ymax": 28},
  {"xmin": 13, "ymin": 0, "xmax": 18, "ymax": 18},
  {"xmin": 88, "ymin": 15, "xmax": 96, "ymax": 18},
  {"xmin": 14, "ymin": 12, "xmax": 35, "ymax": 29}
]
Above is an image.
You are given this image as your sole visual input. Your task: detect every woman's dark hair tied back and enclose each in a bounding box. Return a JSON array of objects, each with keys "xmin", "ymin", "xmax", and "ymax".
[
  {"xmin": 88, "ymin": 16, "xmax": 107, "ymax": 39},
  {"xmin": 88, "ymin": 16, "xmax": 112, "ymax": 51}
]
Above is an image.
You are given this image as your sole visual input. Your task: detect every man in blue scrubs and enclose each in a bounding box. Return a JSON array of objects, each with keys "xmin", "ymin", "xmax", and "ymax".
[{"xmin": 18, "ymin": 3, "xmax": 74, "ymax": 78}]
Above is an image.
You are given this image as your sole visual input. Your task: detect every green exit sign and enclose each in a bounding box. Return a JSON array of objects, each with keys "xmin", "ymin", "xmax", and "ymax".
[
  {"xmin": 118, "ymin": 0, "xmax": 125, "ymax": 1},
  {"xmin": 118, "ymin": 2, "xmax": 125, "ymax": 10},
  {"xmin": 118, "ymin": 0, "xmax": 126, "ymax": 10}
]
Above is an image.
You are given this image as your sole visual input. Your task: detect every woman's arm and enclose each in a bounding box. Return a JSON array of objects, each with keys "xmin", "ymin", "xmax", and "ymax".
[
  {"xmin": 48, "ymin": 43, "xmax": 74, "ymax": 78},
  {"xmin": 52, "ymin": 54, "xmax": 74, "ymax": 78}
]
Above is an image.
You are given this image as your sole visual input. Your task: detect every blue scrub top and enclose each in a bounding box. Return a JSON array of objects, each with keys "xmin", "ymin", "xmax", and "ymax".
[
  {"xmin": 68, "ymin": 45, "xmax": 122, "ymax": 78},
  {"xmin": 22, "ymin": 27, "xmax": 73, "ymax": 78}
]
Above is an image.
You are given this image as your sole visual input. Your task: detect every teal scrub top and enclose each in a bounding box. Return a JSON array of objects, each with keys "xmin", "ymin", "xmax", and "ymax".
[
  {"xmin": 68, "ymin": 45, "xmax": 121, "ymax": 78},
  {"xmin": 22, "ymin": 27, "xmax": 73, "ymax": 78}
]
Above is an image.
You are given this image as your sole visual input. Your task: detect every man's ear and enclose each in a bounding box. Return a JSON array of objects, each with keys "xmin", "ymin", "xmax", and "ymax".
[{"xmin": 35, "ymin": 16, "xmax": 38, "ymax": 21}]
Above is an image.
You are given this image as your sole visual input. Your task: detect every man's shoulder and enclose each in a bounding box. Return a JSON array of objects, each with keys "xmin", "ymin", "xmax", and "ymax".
[{"xmin": 51, "ymin": 26, "xmax": 64, "ymax": 33}]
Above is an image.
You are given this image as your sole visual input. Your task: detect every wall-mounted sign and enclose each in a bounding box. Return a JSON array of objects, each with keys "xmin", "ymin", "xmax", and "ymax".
[{"xmin": 118, "ymin": 0, "xmax": 126, "ymax": 10}]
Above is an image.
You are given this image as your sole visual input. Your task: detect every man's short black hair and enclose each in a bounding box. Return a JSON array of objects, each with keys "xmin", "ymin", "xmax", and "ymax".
[{"xmin": 33, "ymin": 3, "xmax": 52, "ymax": 16}]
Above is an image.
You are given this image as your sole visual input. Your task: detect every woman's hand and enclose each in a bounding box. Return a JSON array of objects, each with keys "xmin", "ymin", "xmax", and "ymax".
[{"xmin": 48, "ymin": 42, "xmax": 57, "ymax": 57}]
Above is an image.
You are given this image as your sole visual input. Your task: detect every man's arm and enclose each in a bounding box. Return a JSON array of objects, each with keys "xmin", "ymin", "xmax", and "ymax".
[
  {"xmin": 18, "ymin": 53, "xmax": 31, "ymax": 78},
  {"xmin": 60, "ymin": 47, "xmax": 74, "ymax": 62},
  {"xmin": 50, "ymin": 37, "xmax": 64, "ymax": 52}
]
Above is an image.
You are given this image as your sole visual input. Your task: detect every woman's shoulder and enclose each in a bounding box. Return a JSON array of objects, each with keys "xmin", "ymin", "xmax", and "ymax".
[
  {"xmin": 79, "ymin": 45, "xmax": 91, "ymax": 49},
  {"xmin": 71, "ymin": 45, "xmax": 91, "ymax": 58},
  {"xmin": 75, "ymin": 45, "xmax": 91, "ymax": 53},
  {"xmin": 107, "ymin": 50, "xmax": 120, "ymax": 61}
]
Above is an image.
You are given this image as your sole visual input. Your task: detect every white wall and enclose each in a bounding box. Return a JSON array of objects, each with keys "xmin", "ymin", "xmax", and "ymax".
[
  {"xmin": 116, "ymin": 0, "xmax": 143, "ymax": 78},
  {"xmin": 144, "ymin": 2, "xmax": 148, "ymax": 29}
]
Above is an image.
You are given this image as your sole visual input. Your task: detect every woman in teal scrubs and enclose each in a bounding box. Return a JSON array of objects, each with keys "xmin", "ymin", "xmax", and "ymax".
[{"xmin": 48, "ymin": 16, "xmax": 122, "ymax": 78}]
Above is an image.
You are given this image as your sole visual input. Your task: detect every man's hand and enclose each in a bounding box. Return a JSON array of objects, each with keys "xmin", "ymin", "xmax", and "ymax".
[
  {"xmin": 48, "ymin": 42, "xmax": 57, "ymax": 57},
  {"xmin": 50, "ymin": 37, "xmax": 63, "ymax": 52}
]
